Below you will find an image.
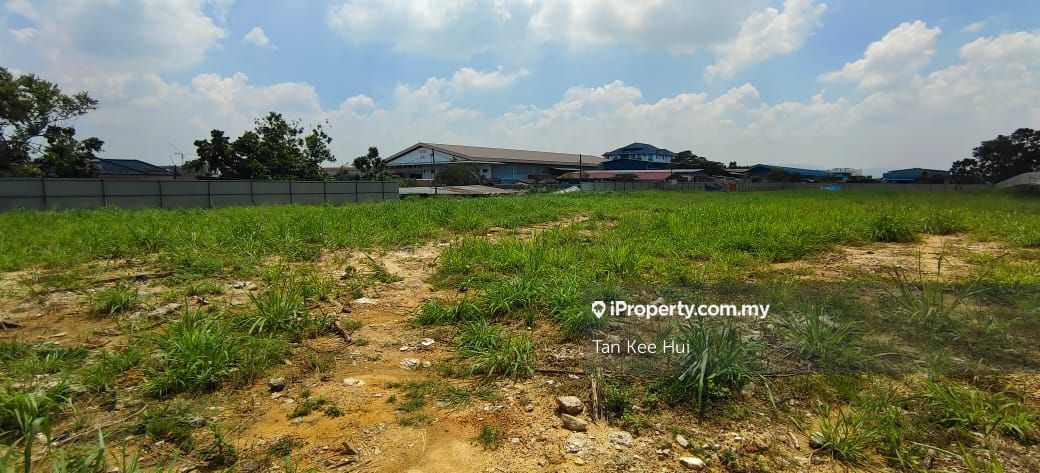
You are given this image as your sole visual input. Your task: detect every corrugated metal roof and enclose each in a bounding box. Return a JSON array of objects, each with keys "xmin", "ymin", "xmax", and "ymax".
[
  {"xmin": 386, "ymin": 143, "xmax": 604, "ymax": 166},
  {"xmin": 97, "ymin": 159, "xmax": 174, "ymax": 176}
]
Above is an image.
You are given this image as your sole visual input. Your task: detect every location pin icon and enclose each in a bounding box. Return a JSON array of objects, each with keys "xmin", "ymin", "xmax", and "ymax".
[{"xmin": 591, "ymin": 301, "xmax": 606, "ymax": 319}]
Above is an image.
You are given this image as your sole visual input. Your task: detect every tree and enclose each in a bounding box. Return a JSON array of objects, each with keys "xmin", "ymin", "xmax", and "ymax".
[
  {"xmin": 36, "ymin": 127, "xmax": 102, "ymax": 177},
  {"xmin": 952, "ymin": 128, "xmax": 1040, "ymax": 183},
  {"xmin": 352, "ymin": 146, "xmax": 395, "ymax": 180},
  {"xmin": 190, "ymin": 112, "xmax": 334, "ymax": 180},
  {"xmin": 1, "ymin": 66, "xmax": 100, "ymax": 176},
  {"xmin": 433, "ymin": 163, "xmax": 481, "ymax": 186},
  {"xmin": 672, "ymin": 150, "xmax": 728, "ymax": 175}
]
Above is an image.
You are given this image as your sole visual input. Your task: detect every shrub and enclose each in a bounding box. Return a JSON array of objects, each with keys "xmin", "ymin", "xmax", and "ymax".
[{"xmin": 869, "ymin": 213, "xmax": 915, "ymax": 243}]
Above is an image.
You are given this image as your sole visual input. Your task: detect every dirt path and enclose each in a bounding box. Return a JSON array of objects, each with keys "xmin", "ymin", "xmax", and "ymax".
[{"xmin": 230, "ymin": 217, "xmax": 599, "ymax": 472}]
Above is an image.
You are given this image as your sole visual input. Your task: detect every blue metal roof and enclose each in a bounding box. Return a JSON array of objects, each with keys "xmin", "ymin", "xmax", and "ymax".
[
  {"xmin": 747, "ymin": 164, "xmax": 831, "ymax": 177},
  {"xmin": 97, "ymin": 158, "xmax": 174, "ymax": 176},
  {"xmin": 603, "ymin": 142, "xmax": 676, "ymax": 158}
]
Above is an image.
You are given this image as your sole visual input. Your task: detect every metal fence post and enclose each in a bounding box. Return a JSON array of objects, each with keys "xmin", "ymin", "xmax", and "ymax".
[
  {"xmin": 289, "ymin": 181, "xmax": 294, "ymax": 204},
  {"xmin": 100, "ymin": 179, "xmax": 108, "ymax": 207},
  {"xmin": 249, "ymin": 180, "xmax": 255, "ymax": 205},
  {"xmin": 40, "ymin": 177, "xmax": 48, "ymax": 210},
  {"xmin": 207, "ymin": 180, "xmax": 213, "ymax": 208},
  {"xmin": 323, "ymin": 180, "xmax": 328, "ymax": 204},
  {"xmin": 157, "ymin": 180, "xmax": 165, "ymax": 209}
]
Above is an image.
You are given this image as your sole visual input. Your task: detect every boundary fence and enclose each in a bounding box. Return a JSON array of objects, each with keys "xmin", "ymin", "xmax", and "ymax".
[
  {"xmin": 0, "ymin": 178, "xmax": 399, "ymax": 211},
  {"xmin": 578, "ymin": 181, "xmax": 992, "ymax": 192}
]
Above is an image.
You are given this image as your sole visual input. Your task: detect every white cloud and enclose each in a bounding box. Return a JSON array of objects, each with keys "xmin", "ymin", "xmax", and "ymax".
[
  {"xmin": 326, "ymin": 0, "xmax": 765, "ymax": 57},
  {"xmin": 821, "ymin": 21, "xmax": 941, "ymax": 90},
  {"xmin": 958, "ymin": 30, "xmax": 1040, "ymax": 66},
  {"xmin": 8, "ymin": 27, "xmax": 35, "ymax": 42},
  {"xmin": 706, "ymin": 0, "xmax": 827, "ymax": 78},
  {"xmin": 961, "ymin": 21, "xmax": 984, "ymax": 33},
  {"xmin": 449, "ymin": 66, "xmax": 530, "ymax": 91},
  {"xmin": 242, "ymin": 26, "xmax": 274, "ymax": 48}
]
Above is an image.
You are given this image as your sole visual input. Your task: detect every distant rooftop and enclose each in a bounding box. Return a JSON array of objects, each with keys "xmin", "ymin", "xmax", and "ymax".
[
  {"xmin": 385, "ymin": 143, "xmax": 604, "ymax": 166},
  {"xmin": 96, "ymin": 158, "xmax": 174, "ymax": 176}
]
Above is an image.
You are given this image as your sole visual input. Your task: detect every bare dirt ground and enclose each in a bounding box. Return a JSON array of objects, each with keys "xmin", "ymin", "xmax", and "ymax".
[
  {"xmin": 769, "ymin": 234, "xmax": 1012, "ymax": 281},
  {"xmin": 2, "ymin": 224, "xmax": 1036, "ymax": 472}
]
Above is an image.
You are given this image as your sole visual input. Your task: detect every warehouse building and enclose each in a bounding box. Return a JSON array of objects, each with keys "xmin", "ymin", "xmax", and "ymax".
[{"xmin": 384, "ymin": 143, "xmax": 603, "ymax": 185}]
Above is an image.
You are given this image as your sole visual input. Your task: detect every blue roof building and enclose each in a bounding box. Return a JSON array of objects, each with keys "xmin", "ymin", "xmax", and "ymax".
[
  {"xmin": 745, "ymin": 164, "xmax": 833, "ymax": 179},
  {"xmin": 603, "ymin": 143, "xmax": 675, "ymax": 170},
  {"xmin": 882, "ymin": 168, "xmax": 950, "ymax": 183}
]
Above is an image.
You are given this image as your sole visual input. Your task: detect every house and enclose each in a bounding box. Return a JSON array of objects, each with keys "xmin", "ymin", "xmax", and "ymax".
[
  {"xmin": 383, "ymin": 143, "xmax": 603, "ymax": 185},
  {"xmin": 558, "ymin": 169, "xmax": 709, "ymax": 182},
  {"xmin": 602, "ymin": 143, "xmax": 676, "ymax": 170},
  {"xmin": 96, "ymin": 158, "xmax": 176, "ymax": 180},
  {"xmin": 882, "ymin": 168, "xmax": 950, "ymax": 183}
]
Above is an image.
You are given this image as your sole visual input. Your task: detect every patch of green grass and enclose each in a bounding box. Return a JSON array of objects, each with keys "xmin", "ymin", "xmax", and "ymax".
[
  {"xmin": 289, "ymin": 394, "xmax": 333, "ymax": 419},
  {"xmin": 922, "ymin": 209, "xmax": 967, "ymax": 235},
  {"xmin": 868, "ymin": 212, "xmax": 916, "ymax": 243},
  {"xmin": 413, "ymin": 298, "xmax": 480, "ymax": 326},
  {"xmin": 923, "ymin": 380, "xmax": 1036, "ymax": 443},
  {"xmin": 81, "ymin": 343, "xmax": 147, "ymax": 393},
  {"xmin": 812, "ymin": 404, "xmax": 878, "ymax": 465},
  {"xmin": 185, "ymin": 279, "xmax": 224, "ymax": 297},
  {"xmin": 454, "ymin": 320, "xmax": 533, "ymax": 379},
  {"xmin": 91, "ymin": 283, "xmax": 138, "ymax": 316},
  {"xmin": 779, "ymin": 309, "xmax": 865, "ymax": 370},
  {"xmin": 398, "ymin": 413, "xmax": 431, "ymax": 427},
  {"xmin": 472, "ymin": 425, "xmax": 503, "ymax": 450},
  {"xmin": 145, "ymin": 309, "xmax": 287, "ymax": 397},
  {"xmin": 364, "ymin": 256, "xmax": 402, "ymax": 284},
  {"xmin": 243, "ymin": 284, "xmax": 327, "ymax": 340},
  {"xmin": 133, "ymin": 401, "xmax": 198, "ymax": 450},
  {"xmin": 654, "ymin": 323, "xmax": 760, "ymax": 417}
]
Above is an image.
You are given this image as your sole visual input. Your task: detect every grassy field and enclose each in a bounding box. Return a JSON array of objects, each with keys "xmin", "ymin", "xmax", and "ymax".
[{"xmin": 1, "ymin": 189, "xmax": 1038, "ymax": 472}]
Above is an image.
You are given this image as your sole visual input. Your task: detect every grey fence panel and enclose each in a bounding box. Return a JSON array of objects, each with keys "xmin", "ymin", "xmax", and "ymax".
[{"xmin": 0, "ymin": 178, "xmax": 400, "ymax": 211}]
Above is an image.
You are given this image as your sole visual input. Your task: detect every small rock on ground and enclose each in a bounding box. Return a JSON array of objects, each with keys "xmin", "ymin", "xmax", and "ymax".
[
  {"xmin": 679, "ymin": 457, "xmax": 706, "ymax": 470},
  {"xmin": 559, "ymin": 414, "xmax": 587, "ymax": 432},
  {"xmin": 555, "ymin": 396, "xmax": 584, "ymax": 415}
]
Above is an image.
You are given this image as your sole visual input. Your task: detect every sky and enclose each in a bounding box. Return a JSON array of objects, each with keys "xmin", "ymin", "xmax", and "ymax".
[{"xmin": 2, "ymin": 0, "xmax": 1038, "ymax": 177}]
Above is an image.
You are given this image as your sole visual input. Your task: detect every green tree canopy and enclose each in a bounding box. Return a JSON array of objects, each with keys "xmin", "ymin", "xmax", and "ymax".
[
  {"xmin": 36, "ymin": 127, "xmax": 102, "ymax": 178},
  {"xmin": 1, "ymin": 66, "xmax": 101, "ymax": 177},
  {"xmin": 352, "ymin": 146, "xmax": 396, "ymax": 180},
  {"xmin": 672, "ymin": 150, "xmax": 728, "ymax": 175},
  {"xmin": 190, "ymin": 112, "xmax": 334, "ymax": 180},
  {"xmin": 951, "ymin": 128, "xmax": 1039, "ymax": 183},
  {"xmin": 433, "ymin": 163, "xmax": 481, "ymax": 186}
]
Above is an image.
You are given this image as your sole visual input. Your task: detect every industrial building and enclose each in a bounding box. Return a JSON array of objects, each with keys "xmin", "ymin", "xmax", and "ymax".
[
  {"xmin": 601, "ymin": 143, "xmax": 677, "ymax": 170},
  {"xmin": 882, "ymin": 168, "xmax": 950, "ymax": 183},
  {"xmin": 384, "ymin": 143, "xmax": 603, "ymax": 185}
]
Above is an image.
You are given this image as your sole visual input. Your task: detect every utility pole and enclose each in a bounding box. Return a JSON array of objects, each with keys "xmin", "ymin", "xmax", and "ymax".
[
  {"xmin": 431, "ymin": 148, "xmax": 438, "ymax": 196},
  {"xmin": 579, "ymin": 154, "xmax": 583, "ymax": 188}
]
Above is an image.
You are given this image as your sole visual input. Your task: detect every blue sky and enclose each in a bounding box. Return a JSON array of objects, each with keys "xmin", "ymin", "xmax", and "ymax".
[{"xmin": 2, "ymin": 1, "xmax": 1039, "ymax": 176}]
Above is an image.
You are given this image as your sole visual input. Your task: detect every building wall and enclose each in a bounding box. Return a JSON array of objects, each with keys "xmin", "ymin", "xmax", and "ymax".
[{"xmin": 603, "ymin": 159, "xmax": 669, "ymax": 170}]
